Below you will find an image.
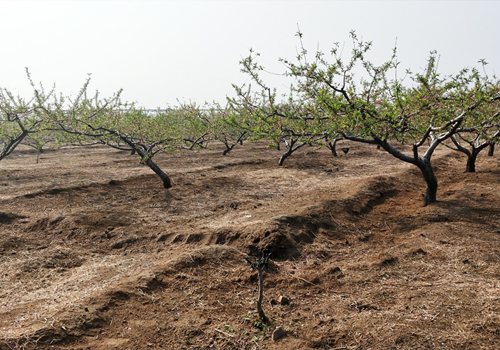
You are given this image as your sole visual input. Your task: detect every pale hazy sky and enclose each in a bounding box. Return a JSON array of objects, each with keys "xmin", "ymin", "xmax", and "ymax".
[{"xmin": 1, "ymin": 1, "xmax": 499, "ymax": 108}]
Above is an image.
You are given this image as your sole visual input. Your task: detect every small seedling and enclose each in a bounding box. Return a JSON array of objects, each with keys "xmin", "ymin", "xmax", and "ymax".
[
  {"xmin": 241, "ymin": 310, "xmax": 254, "ymax": 323},
  {"xmin": 245, "ymin": 246, "xmax": 272, "ymax": 323},
  {"xmin": 254, "ymin": 320, "xmax": 271, "ymax": 332}
]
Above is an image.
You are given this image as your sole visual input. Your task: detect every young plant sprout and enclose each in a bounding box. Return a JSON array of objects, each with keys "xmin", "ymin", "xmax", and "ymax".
[{"xmin": 245, "ymin": 246, "xmax": 272, "ymax": 323}]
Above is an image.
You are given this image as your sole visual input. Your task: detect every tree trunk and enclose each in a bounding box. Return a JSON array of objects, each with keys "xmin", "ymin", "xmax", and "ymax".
[
  {"xmin": 328, "ymin": 142, "xmax": 338, "ymax": 157},
  {"xmin": 278, "ymin": 140, "xmax": 294, "ymax": 166},
  {"xmin": 135, "ymin": 147, "xmax": 172, "ymax": 188},
  {"xmin": 222, "ymin": 131, "xmax": 246, "ymax": 156},
  {"xmin": 418, "ymin": 159, "xmax": 438, "ymax": 206},
  {"xmin": 465, "ymin": 152, "xmax": 477, "ymax": 173},
  {"xmin": 278, "ymin": 151, "xmax": 290, "ymax": 166},
  {"xmin": 119, "ymin": 135, "xmax": 173, "ymax": 189},
  {"xmin": 488, "ymin": 143, "xmax": 495, "ymax": 157},
  {"xmin": 256, "ymin": 267, "xmax": 267, "ymax": 322},
  {"xmin": 143, "ymin": 157, "xmax": 172, "ymax": 188},
  {"xmin": 326, "ymin": 138, "xmax": 343, "ymax": 157},
  {"xmin": 278, "ymin": 139, "xmax": 309, "ymax": 166},
  {"xmin": 0, "ymin": 130, "xmax": 29, "ymax": 161}
]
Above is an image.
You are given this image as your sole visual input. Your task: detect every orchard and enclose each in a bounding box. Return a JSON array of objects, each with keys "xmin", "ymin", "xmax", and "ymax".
[{"xmin": 1, "ymin": 32, "xmax": 500, "ymax": 350}]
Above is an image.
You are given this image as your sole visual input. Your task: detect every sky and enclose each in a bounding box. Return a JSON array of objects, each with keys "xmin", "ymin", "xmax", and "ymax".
[{"xmin": 0, "ymin": 0, "xmax": 499, "ymax": 109}]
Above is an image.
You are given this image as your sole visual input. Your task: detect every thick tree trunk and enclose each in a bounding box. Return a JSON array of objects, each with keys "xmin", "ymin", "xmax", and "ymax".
[
  {"xmin": 418, "ymin": 159, "xmax": 438, "ymax": 206},
  {"xmin": 278, "ymin": 140, "xmax": 295, "ymax": 166},
  {"xmin": 327, "ymin": 142, "xmax": 338, "ymax": 157},
  {"xmin": 488, "ymin": 143, "xmax": 495, "ymax": 157},
  {"xmin": 453, "ymin": 144, "xmax": 487, "ymax": 173},
  {"xmin": 134, "ymin": 147, "xmax": 172, "ymax": 189},
  {"xmin": 449, "ymin": 134, "xmax": 490, "ymax": 172},
  {"xmin": 278, "ymin": 151, "xmax": 291, "ymax": 166},
  {"xmin": 328, "ymin": 142, "xmax": 338, "ymax": 157},
  {"xmin": 118, "ymin": 135, "xmax": 173, "ymax": 189},
  {"xmin": 465, "ymin": 153, "xmax": 477, "ymax": 173},
  {"xmin": 0, "ymin": 130, "xmax": 29, "ymax": 161},
  {"xmin": 343, "ymin": 135, "xmax": 443, "ymax": 206},
  {"xmin": 143, "ymin": 157, "xmax": 172, "ymax": 188}
]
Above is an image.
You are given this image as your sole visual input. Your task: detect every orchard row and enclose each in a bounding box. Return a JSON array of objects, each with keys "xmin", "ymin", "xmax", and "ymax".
[{"xmin": 1, "ymin": 31, "xmax": 499, "ymax": 205}]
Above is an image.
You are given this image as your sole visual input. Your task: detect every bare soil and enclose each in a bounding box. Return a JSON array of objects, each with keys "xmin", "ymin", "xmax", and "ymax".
[{"xmin": 1, "ymin": 141, "xmax": 500, "ymax": 350}]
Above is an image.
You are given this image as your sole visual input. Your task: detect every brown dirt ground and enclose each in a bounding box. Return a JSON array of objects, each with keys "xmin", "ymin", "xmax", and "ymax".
[{"xmin": 1, "ymin": 141, "xmax": 500, "ymax": 350}]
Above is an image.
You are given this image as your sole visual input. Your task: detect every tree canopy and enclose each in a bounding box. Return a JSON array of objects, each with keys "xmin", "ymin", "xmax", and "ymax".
[{"xmin": 1, "ymin": 33, "xmax": 499, "ymax": 206}]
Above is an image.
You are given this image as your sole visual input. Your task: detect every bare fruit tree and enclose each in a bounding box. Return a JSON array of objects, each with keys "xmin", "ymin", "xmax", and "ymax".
[{"xmin": 34, "ymin": 75, "xmax": 179, "ymax": 189}]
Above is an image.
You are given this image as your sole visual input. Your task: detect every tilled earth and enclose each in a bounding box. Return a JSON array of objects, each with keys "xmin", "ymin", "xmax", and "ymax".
[{"xmin": 1, "ymin": 141, "xmax": 500, "ymax": 349}]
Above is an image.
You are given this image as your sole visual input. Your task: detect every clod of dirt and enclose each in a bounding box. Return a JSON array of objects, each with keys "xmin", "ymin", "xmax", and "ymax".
[
  {"xmin": 19, "ymin": 248, "xmax": 86, "ymax": 274},
  {"xmin": 381, "ymin": 257, "xmax": 398, "ymax": 266},
  {"xmin": 278, "ymin": 295, "xmax": 290, "ymax": 305},
  {"xmin": 209, "ymin": 229, "xmax": 241, "ymax": 245},
  {"xmin": 82, "ymin": 316, "xmax": 107, "ymax": 329},
  {"xmin": 30, "ymin": 327, "xmax": 66, "ymax": 345},
  {"xmin": 410, "ymin": 248, "xmax": 427, "ymax": 256},
  {"xmin": 272, "ymin": 326, "xmax": 286, "ymax": 341}
]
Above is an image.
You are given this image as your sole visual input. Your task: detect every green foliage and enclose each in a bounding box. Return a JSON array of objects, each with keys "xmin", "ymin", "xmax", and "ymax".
[
  {"xmin": 240, "ymin": 310, "xmax": 254, "ymax": 323},
  {"xmin": 253, "ymin": 319, "xmax": 271, "ymax": 332},
  {"xmin": 233, "ymin": 30, "xmax": 500, "ymax": 204},
  {"xmin": 29, "ymin": 74, "xmax": 180, "ymax": 187},
  {"xmin": 176, "ymin": 102, "xmax": 211, "ymax": 150},
  {"xmin": 0, "ymin": 70, "xmax": 52, "ymax": 161},
  {"xmin": 223, "ymin": 325, "xmax": 235, "ymax": 333},
  {"xmin": 1, "ymin": 32, "xmax": 497, "ymax": 198},
  {"xmin": 232, "ymin": 50, "xmax": 333, "ymax": 164}
]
